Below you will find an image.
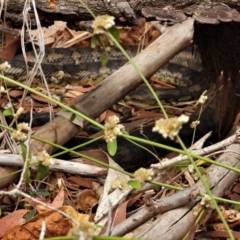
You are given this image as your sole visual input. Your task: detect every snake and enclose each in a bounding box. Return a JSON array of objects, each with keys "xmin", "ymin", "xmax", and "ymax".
[{"xmin": 0, "ymin": 45, "xmax": 208, "ymax": 108}]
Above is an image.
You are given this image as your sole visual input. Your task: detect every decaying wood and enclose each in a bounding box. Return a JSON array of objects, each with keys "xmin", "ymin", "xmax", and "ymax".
[
  {"xmin": 4, "ymin": 0, "xmax": 240, "ymax": 28},
  {"xmin": 29, "ymin": 18, "xmax": 194, "ymax": 154},
  {"xmin": 106, "ymin": 139, "xmax": 240, "ymax": 238},
  {"xmin": 5, "ymin": 0, "xmax": 240, "ymax": 18}
]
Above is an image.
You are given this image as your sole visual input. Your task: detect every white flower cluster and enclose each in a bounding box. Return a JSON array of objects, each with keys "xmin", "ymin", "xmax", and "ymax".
[
  {"xmin": 200, "ymin": 194, "xmax": 212, "ymax": 208},
  {"xmin": 11, "ymin": 122, "xmax": 30, "ymax": 141},
  {"xmin": 104, "ymin": 115, "xmax": 125, "ymax": 142},
  {"xmin": 0, "ymin": 86, "xmax": 6, "ymax": 93},
  {"xmin": 92, "ymin": 15, "xmax": 115, "ymax": 34},
  {"xmin": 111, "ymin": 177, "xmax": 129, "ymax": 190},
  {"xmin": 152, "ymin": 115, "xmax": 189, "ymax": 140},
  {"xmin": 198, "ymin": 92, "xmax": 208, "ymax": 105},
  {"xmin": 134, "ymin": 168, "xmax": 154, "ymax": 184},
  {"xmin": 190, "ymin": 120, "xmax": 200, "ymax": 128},
  {"xmin": 0, "ymin": 61, "xmax": 11, "ymax": 71},
  {"xmin": 13, "ymin": 107, "xmax": 24, "ymax": 118},
  {"xmin": 36, "ymin": 150, "xmax": 54, "ymax": 166}
]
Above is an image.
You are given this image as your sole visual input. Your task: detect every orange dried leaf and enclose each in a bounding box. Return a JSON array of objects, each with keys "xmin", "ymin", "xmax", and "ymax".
[
  {"xmin": 0, "ymin": 209, "xmax": 29, "ymax": 237},
  {"xmin": 48, "ymin": 0, "xmax": 56, "ymax": 8},
  {"xmin": 50, "ymin": 186, "xmax": 65, "ymax": 209},
  {"xmin": 67, "ymin": 176, "xmax": 93, "ymax": 189},
  {"xmin": 76, "ymin": 189, "xmax": 98, "ymax": 212}
]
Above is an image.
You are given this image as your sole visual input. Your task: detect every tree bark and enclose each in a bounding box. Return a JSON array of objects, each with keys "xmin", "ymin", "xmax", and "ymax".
[{"xmin": 4, "ymin": 0, "xmax": 240, "ymax": 27}]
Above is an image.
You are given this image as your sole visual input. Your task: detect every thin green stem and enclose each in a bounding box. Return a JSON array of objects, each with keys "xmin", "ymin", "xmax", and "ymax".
[
  {"xmin": 191, "ymin": 103, "xmax": 204, "ymax": 146},
  {"xmin": 78, "ymin": 0, "xmax": 96, "ymax": 18},
  {"xmin": 107, "ymin": 32, "xmax": 169, "ymax": 119}
]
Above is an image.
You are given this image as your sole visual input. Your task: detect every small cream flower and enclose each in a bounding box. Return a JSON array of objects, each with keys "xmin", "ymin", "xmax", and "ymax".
[
  {"xmin": 0, "ymin": 86, "xmax": 6, "ymax": 93},
  {"xmin": 13, "ymin": 107, "xmax": 24, "ymax": 118},
  {"xmin": 17, "ymin": 122, "xmax": 30, "ymax": 131},
  {"xmin": 111, "ymin": 177, "xmax": 129, "ymax": 190},
  {"xmin": 190, "ymin": 120, "xmax": 200, "ymax": 128},
  {"xmin": 0, "ymin": 61, "xmax": 11, "ymax": 71},
  {"xmin": 92, "ymin": 15, "xmax": 115, "ymax": 34},
  {"xmin": 198, "ymin": 92, "xmax": 208, "ymax": 105},
  {"xmin": 104, "ymin": 115, "xmax": 125, "ymax": 142},
  {"xmin": 11, "ymin": 129, "xmax": 27, "ymax": 141},
  {"xmin": 188, "ymin": 164, "xmax": 195, "ymax": 173},
  {"xmin": 152, "ymin": 114, "xmax": 189, "ymax": 140},
  {"xmin": 200, "ymin": 194, "xmax": 212, "ymax": 208},
  {"xmin": 134, "ymin": 168, "xmax": 154, "ymax": 184},
  {"xmin": 11, "ymin": 122, "xmax": 30, "ymax": 141},
  {"xmin": 36, "ymin": 151, "xmax": 54, "ymax": 166}
]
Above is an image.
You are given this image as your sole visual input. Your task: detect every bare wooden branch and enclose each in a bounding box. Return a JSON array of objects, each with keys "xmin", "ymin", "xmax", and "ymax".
[{"xmin": 0, "ymin": 154, "xmax": 107, "ymax": 177}]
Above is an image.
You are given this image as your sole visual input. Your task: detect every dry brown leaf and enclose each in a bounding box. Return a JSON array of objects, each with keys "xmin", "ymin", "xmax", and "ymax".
[
  {"xmin": 0, "ymin": 209, "xmax": 29, "ymax": 238},
  {"xmin": 30, "ymin": 93, "xmax": 58, "ymax": 106},
  {"xmin": 67, "ymin": 176, "xmax": 93, "ymax": 189},
  {"xmin": 2, "ymin": 225, "xmax": 37, "ymax": 240},
  {"xmin": 2, "ymin": 34, "xmax": 20, "ymax": 59},
  {"xmin": 76, "ymin": 189, "xmax": 98, "ymax": 212},
  {"xmin": 48, "ymin": 0, "xmax": 57, "ymax": 8},
  {"xmin": 8, "ymin": 89, "xmax": 24, "ymax": 98},
  {"xmin": 232, "ymin": 182, "xmax": 240, "ymax": 194},
  {"xmin": 50, "ymin": 186, "xmax": 65, "ymax": 209}
]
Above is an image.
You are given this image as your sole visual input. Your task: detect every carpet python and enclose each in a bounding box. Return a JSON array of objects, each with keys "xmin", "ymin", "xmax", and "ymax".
[{"xmin": 0, "ymin": 46, "xmax": 208, "ymax": 108}]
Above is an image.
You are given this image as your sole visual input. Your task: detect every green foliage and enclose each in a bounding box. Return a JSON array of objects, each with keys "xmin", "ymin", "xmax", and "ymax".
[
  {"xmin": 3, "ymin": 108, "xmax": 14, "ymax": 116},
  {"xmin": 24, "ymin": 209, "xmax": 37, "ymax": 221},
  {"xmin": 108, "ymin": 26, "xmax": 120, "ymax": 42},
  {"xmin": 90, "ymin": 34, "xmax": 101, "ymax": 48},
  {"xmin": 107, "ymin": 139, "xmax": 117, "ymax": 156},
  {"xmin": 36, "ymin": 163, "xmax": 50, "ymax": 180},
  {"xmin": 20, "ymin": 142, "xmax": 32, "ymax": 183},
  {"xmin": 128, "ymin": 180, "xmax": 142, "ymax": 190},
  {"xmin": 100, "ymin": 55, "xmax": 108, "ymax": 66}
]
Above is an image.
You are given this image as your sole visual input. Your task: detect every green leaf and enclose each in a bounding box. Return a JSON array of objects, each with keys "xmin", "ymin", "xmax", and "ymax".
[
  {"xmin": 108, "ymin": 26, "xmax": 120, "ymax": 43},
  {"xmin": 107, "ymin": 140, "xmax": 117, "ymax": 156},
  {"xmin": 3, "ymin": 108, "xmax": 14, "ymax": 116},
  {"xmin": 91, "ymin": 34, "xmax": 101, "ymax": 48},
  {"xmin": 100, "ymin": 55, "xmax": 108, "ymax": 66},
  {"xmin": 24, "ymin": 168, "xmax": 32, "ymax": 183},
  {"xmin": 20, "ymin": 142, "xmax": 27, "ymax": 161},
  {"xmin": 35, "ymin": 189, "xmax": 51, "ymax": 196},
  {"xmin": 108, "ymin": 188, "xmax": 115, "ymax": 195},
  {"xmin": 24, "ymin": 209, "xmax": 37, "ymax": 221},
  {"xmin": 36, "ymin": 164, "xmax": 49, "ymax": 180},
  {"xmin": 128, "ymin": 180, "xmax": 142, "ymax": 190}
]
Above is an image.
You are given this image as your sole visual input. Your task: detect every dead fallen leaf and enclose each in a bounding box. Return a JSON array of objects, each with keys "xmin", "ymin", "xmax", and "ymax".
[
  {"xmin": 8, "ymin": 89, "xmax": 24, "ymax": 98},
  {"xmin": 67, "ymin": 176, "xmax": 93, "ymax": 189},
  {"xmin": 76, "ymin": 189, "xmax": 99, "ymax": 212},
  {"xmin": 48, "ymin": 0, "xmax": 56, "ymax": 8},
  {"xmin": 49, "ymin": 186, "xmax": 65, "ymax": 209},
  {"xmin": 30, "ymin": 93, "xmax": 58, "ymax": 106},
  {"xmin": 0, "ymin": 209, "xmax": 29, "ymax": 238}
]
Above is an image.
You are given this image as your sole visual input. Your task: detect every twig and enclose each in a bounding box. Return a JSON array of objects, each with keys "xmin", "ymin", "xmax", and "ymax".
[
  {"xmin": 151, "ymin": 133, "xmax": 238, "ymax": 170},
  {"xmin": 0, "ymin": 154, "xmax": 107, "ymax": 177}
]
